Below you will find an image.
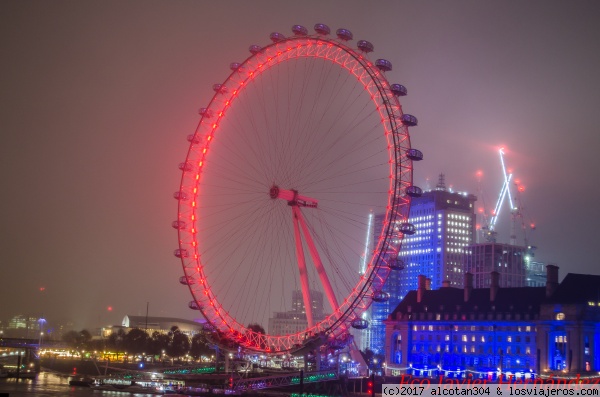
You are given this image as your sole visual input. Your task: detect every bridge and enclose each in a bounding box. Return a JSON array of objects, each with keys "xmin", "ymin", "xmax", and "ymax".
[{"xmin": 232, "ymin": 369, "xmax": 338, "ymax": 392}]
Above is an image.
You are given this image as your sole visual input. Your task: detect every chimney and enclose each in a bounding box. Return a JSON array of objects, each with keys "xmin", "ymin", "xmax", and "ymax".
[
  {"xmin": 490, "ymin": 271, "xmax": 499, "ymax": 302},
  {"xmin": 464, "ymin": 272, "xmax": 473, "ymax": 302},
  {"xmin": 441, "ymin": 280, "xmax": 450, "ymax": 288},
  {"xmin": 425, "ymin": 277, "xmax": 432, "ymax": 290},
  {"xmin": 546, "ymin": 264, "xmax": 559, "ymax": 298},
  {"xmin": 417, "ymin": 275, "xmax": 427, "ymax": 303}
]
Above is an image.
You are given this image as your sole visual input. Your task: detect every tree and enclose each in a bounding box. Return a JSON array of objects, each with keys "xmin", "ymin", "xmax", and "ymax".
[
  {"xmin": 189, "ymin": 333, "xmax": 212, "ymax": 360},
  {"xmin": 62, "ymin": 329, "xmax": 93, "ymax": 356},
  {"xmin": 123, "ymin": 328, "xmax": 149, "ymax": 356},
  {"xmin": 148, "ymin": 331, "xmax": 170, "ymax": 358},
  {"xmin": 167, "ymin": 326, "xmax": 190, "ymax": 360},
  {"xmin": 106, "ymin": 328, "xmax": 126, "ymax": 353},
  {"xmin": 247, "ymin": 323, "xmax": 266, "ymax": 334}
]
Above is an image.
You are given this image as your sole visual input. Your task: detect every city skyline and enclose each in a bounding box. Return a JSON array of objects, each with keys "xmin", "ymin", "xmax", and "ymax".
[{"xmin": 1, "ymin": 1, "xmax": 599, "ymax": 330}]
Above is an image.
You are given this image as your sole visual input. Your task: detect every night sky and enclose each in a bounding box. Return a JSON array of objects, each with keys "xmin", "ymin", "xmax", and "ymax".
[{"xmin": 1, "ymin": 1, "xmax": 599, "ymax": 331}]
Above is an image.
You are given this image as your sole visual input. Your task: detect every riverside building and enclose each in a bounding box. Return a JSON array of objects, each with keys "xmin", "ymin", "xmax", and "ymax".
[{"xmin": 384, "ymin": 265, "xmax": 600, "ymax": 378}]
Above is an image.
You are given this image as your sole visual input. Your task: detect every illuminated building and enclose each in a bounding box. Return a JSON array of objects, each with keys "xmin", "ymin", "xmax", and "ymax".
[
  {"xmin": 118, "ymin": 315, "xmax": 203, "ymax": 336},
  {"xmin": 464, "ymin": 242, "xmax": 527, "ymax": 288},
  {"xmin": 268, "ymin": 290, "xmax": 326, "ymax": 336},
  {"xmin": 384, "ymin": 266, "xmax": 600, "ymax": 377},
  {"xmin": 369, "ymin": 174, "xmax": 476, "ymax": 354},
  {"xmin": 4, "ymin": 315, "xmax": 43, "ymax": 338},
  {"xmin": 525, "ymin": 260, "xmax": 546, "ymax": 287}
]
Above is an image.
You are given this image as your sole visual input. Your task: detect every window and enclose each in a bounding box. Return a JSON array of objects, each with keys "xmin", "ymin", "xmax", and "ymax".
[{"xmin": 555, "ymin": 313, "xmax": 565, "ymax": 320}]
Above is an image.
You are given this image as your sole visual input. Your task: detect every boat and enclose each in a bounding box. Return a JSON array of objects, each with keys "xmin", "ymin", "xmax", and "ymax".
[
  {"xmin": 90, "ymin": 377, "xmax": 185, "ymax": 394},
  {"xmin": 68, "ymin": 376, "xmax": 94, "ymax": 387}
]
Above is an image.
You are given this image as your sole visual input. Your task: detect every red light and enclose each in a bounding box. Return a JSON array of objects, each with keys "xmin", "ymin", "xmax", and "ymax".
[
  {"xmin": 39, "ymin": 287, "xmax": 45, "ymax": 291},
  {"xmin": 107, "ymin": 306, "xmax": 113, "ymax": 311}
]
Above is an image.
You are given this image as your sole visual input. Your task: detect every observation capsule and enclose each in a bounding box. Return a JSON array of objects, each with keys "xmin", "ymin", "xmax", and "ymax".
[
  {"xmin": 270, "ymin": 32, "xmax": 286, "ymax": 42},
  {"xmin": 178, "ymin": 162, "xmax": 193, "ymax": 172},
  {"xmin": 174, "ymin": 249, "xmax": 189, "ymax": 258},
  {"xmin": 179, "ymin": 275, "xmax": 193, "ymax": 285},
  {"xmin": 187, "ymin": 134, "xmax": 200, "ymax": 144},
  {"xmin": 391, "ymin": 84, "xmax": 408, "ymax": 96},
  {"xmin": 230, "ymin": 62, "xmax": 242, "ymax": 71},
  {"xmin": 351, "ymin": 318, "xmax": 369, "ymax": 330},
  {"xmin": 314, "ymin": 23, "xmax": 331, "ymax": 35},
  {"xmin": 406, "ymin": 185, "xmax": 423, "ymax": 197},
  {"xmin": 357, "ymin": 40, "xmax": 374, "ymax": 53},
  {"xmin": 400, "ymin": 222, "xmax": 416, "ymax": 235},
  {"xmin": 406, "ymin": 148, "xmax": 424, "ymax": 161},
  {"xmin": 213, "ymin": 84, "xmax": 227, "ymax": 93},
  {"xmin": 249, "ymin": 44, "xmax": 262, "ymax": 55},
  {"xmin": 188, "ymin": 300, "xmax": 202, "ymax": 310},
  {"xmin": 172, "ymin": 220, "xmax": 186, "ymax": 230},
  {"xmin": 292, "ymin": 25, "xmax": 308, "ymax": 36},
  {"xmin": 173, "ymin": 191, "xmax": 188, "ymax": 201},
  {"xmin": 336, "ymin": 28, "xmax": 353, "ymax": 41},
  {"xmin": 372, "ymin": 290, "xmax": 390, "ymax": 303},
  {"xmin": 388, "ymin": 257, "xmax": 406, "ymax": 271},
  {"xmin": 375, "ymin": 59, "xmax": 392, "ymax": 72},
  {"xmin": 198, "ymin": 107, "xmax": 212, "ymax": 117},
  {"xmin": 401, "ymin": 114, "xmax": 418, "ymax": 127}
]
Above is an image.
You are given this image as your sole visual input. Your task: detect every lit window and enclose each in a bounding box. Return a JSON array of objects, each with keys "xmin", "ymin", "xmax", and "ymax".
[{"xmin": 555, "ymin": 313, "xmax": 565, "ymax": 321}]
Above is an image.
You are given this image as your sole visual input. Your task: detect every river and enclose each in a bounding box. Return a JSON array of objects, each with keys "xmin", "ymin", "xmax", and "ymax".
[{"xmin": 0, "ymin": 371, "xmax": 158, "ymax": 397}]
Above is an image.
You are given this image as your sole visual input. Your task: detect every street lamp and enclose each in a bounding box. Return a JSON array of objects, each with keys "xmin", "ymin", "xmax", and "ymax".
[{"xmin": 38, "ymin": 317, "xmax": 46, "ymax": 350}]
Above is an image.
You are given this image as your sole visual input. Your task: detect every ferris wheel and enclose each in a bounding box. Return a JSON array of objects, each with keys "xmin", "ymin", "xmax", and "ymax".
[{"xmin": 173, "ymin": 23, "xmax": 423, "ymax": 354}]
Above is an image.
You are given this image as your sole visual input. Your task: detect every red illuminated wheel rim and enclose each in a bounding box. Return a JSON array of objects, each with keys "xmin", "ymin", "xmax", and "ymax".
[{"xmin": 174, "ymin": 27, "xmax": 415, "ymax": 353}]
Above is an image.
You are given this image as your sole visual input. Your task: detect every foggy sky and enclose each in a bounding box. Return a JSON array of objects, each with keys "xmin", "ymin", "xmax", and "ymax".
[{"xmin": 1, "ymin": 1, "xmax": 599, "ymax": 331}]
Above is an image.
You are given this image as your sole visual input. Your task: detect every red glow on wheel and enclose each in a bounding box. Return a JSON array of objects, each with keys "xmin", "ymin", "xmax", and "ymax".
[{"xmin": 174, "ymin": 31, "xmax": 415, "ymax": 353}]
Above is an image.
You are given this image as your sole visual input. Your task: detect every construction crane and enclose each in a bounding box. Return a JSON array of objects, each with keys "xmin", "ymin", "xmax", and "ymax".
[
  {"xmin": 513, "ymin": 179, "xmax": 537, "ymax": 257},
  {"xmin": 479, "ymin": 148, "xmax": 515, "ymax": 243}
]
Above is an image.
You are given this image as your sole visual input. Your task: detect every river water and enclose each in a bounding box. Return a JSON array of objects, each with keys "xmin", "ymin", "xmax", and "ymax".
[{"xmin": 0, "ymin": 371, "xmax": 158, "ymax": 397}]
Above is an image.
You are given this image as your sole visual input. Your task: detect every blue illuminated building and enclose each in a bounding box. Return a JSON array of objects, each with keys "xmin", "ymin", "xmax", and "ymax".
[
  {"xmin": 368, "ymin": 175, "xmax": 476, "ymax": 354},
  {"xmin": 384, "ymin": 266, "xmax": 600, "ymax": 378}
]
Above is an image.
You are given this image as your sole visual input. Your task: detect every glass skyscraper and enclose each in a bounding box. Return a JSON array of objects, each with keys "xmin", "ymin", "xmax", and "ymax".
[{"xmin": 368, "ymin": 176, "xmax": 477, "ymax": 353}]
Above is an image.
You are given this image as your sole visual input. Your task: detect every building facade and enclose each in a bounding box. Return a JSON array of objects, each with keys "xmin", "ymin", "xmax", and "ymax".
[
  {"xmin": 384, "ymin": 266, "xmax": 600, "ymax": 378},
  {"xmin": 464, "ymin": 242, "xmax": 527, "ymax": 288},
  {"xmin": 369, "ymin": 176, "xmax": 477, "ymax": 353},
  {"xmin": 268, "ymin": 290, "xmax": 326, "ymax": 336}
]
